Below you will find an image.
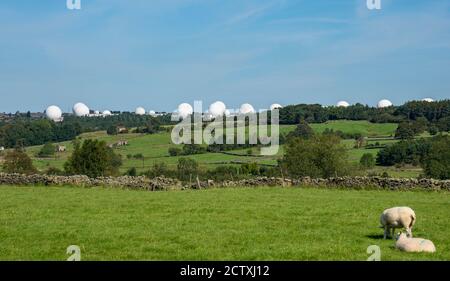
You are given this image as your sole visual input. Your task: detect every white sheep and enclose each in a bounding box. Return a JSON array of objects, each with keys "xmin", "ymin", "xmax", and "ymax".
[
  {"xmin": 380, "ymin": 207, "xmax": 416, "ymax": 239},
  {"xmin": 395, "ymin": 233, "xmax": 436, "ymax": 253}
]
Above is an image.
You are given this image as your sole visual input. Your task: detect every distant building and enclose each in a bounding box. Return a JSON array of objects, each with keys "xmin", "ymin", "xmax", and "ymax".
[
  {"xmin": 56, "ymin": 145, "xmax": 66, "ymax": 152},
  {"xmin": 117, "ymin": 127, "xmax": 128, "ymax": 134}
]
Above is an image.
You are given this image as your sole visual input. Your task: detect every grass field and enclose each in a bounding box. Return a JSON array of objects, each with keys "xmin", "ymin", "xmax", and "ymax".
[
  {"xmin": 0, "ymin": 185, "xmax": 448, "ymax": 261},
  {"xmin": 280, "ymin": 120, "xmax": 398, "ymax": 138}
]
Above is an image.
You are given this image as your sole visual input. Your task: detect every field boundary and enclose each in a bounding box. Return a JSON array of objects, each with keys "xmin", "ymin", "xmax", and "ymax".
[{"xmin": 1, "ymin": 173, "xmax": 449, "ymax": 191}]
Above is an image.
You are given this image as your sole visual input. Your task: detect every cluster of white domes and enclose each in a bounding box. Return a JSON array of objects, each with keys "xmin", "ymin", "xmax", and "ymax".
[
  {"xmin": 73, "ymin": 102, "xmax": 90, "ymax": 117},
  {"xmin": 45, "ymin": 105, "xmax": 63, "ymax": 122},
  {"xmin": 337, "ymin": 101, "xmax": 350, "ymax": 108},
  {"xmin": 377, "ymin": 99, "xmax": 393, "ymax": 108},
  {"xmin": 45, "ymin": 97, "xmax": 440, "ymax": 122}
]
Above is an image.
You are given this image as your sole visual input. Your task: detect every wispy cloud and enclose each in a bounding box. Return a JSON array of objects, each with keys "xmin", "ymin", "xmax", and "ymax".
[
  {"xmin": 224, "ymin": 1, "xmax": 279, "ymax": 26},
  {"xmin": 269, "ymin": 17, "xmax": 352, "ymax": 25}
]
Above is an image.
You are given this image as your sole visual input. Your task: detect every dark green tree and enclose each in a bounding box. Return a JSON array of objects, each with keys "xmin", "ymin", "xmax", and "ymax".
[
  {"xmin": 37, "ymin": 142, "xmax": 55, "ymax": 158},
  {"xmin": 423, "ymin": 136, "xmax": 450, "ymax": 179},
  {"xmin": 106, "ymin": 125, "xmax": 118, "ymax": 135},
  {"xmin": 168, "ymin": 147, "xmax": 182, "ymax": 156},
  {"xmin": 286, "ymin": 119, "xmax": 314, "ymax": 140},
  {"xmin": 280, "ymin": 135, "xmax": 349, "ymax": 178},
  {"xmin": 395, "ymin": 122, "xmax": 416, "ymax": 140},
  {"xmin": 126, "ymin": 167, "xmax": 137, "ymax": 177},
  {"xmin": 64, "ymin": 139, "xmax": 122, "ymax": 177},
  {"xmin": 437, "ymin": 116, "xmax": 450, "ymax": 132}
]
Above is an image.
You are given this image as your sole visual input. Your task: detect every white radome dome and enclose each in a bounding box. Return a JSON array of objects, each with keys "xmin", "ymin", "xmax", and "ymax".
[
  {"xmin": 177, "ymin": 103, "xmax": 193, "ymax": 119},
  {"xmin": 45, "ymin": 105, "xmax": 62, "ymax": 121},
  {"xmin": 148, "ymin": 110, "xmax": 156, "ymax": 116},
  {"xmin": 337, "ymin": 101, "xmax": 350, "ymax": 108},
  {"xmin": 73, "ymin": 102, "xmax": 85, "ymax": 110},
  {"xmin": 224, "ymin": 109, "xmax": 231, "ymax": 117},
  {"xmin": 209, "ymin": 101, "xmax": 227, "ymax": 118},
  {"xmin": 377, "ymin": 99, "xmax": 393, "ymax": 108},
  {"xmin": 270, "ymin": 103, "xmax": 283, "ymax": 111},
  {"xmin": 102, "ymin": 110, "xmax": 112, "ymax": 116},
  {"xmin": 422, "ymin": 98, "xmax": 434, "ymax": 103},
  {"xmin": 135, "ymin": 107, "xmax": 146, "ymax": 115},
  {"xmin": 94, "ymin": 110, "xmax": 100, "ymax": 115},
  {"xmin": 239, "ymin": 103, "xmax": 255, "ymax": 114},
  {"xmin": 72, "ymin": 102, "xmax": 90, "ymax": 117}
]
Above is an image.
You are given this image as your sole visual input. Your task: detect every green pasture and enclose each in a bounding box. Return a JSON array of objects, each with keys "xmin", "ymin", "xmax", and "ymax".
[
  {"xmin": 0, "ymin": 185, "xmax": 448, "ymax": 261},
  {"xmin": 3, "ymin": 120, "xmax": 421, "ymax": 177}
]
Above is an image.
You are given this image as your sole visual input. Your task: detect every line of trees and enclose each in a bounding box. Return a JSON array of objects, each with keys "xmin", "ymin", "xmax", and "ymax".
[
  {"xmin": 278, "ymin": 100, "xmax": 450, "ymax": 125},
  {"xmin": 376, "ymin": 135, "xmax": 450, "ymax": 179},
  {"xmin": 0, "ymin": 119, "xmax": 81, "ymax": 148},
  {"xmin": 0, "ymin": 113, "xmax": 167, "ymax": 149}
]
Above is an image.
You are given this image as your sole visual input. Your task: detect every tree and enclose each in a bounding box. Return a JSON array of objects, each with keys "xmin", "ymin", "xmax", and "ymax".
[
  {"xmin": 64, "ymin": 139, "xmax": 122, "ymax": 177},
  {"xmin": 106, "ymin": 125, "xmax": 118, "ymax": 135},
  {"xmin": 168, "ymin": 147, "xmax": 182, "ymax": 156},
  {"xmin": 280, "ymin": 135, "xmax": 349, "ymax": 178},
  {"xmin": 286, "ymin": 119, "xmax": 314, "ymax": 140},
  {"xmin": 37, "ymin": 142, "xmax": 55, "ymax": 158},
  {"xmin": 126, "ymin": 167, "xmax": 137, "ymax": 177},
  {"xmin": 182, "ymin": 144, "xmax": 206, "ymax": 155},
  {"xmin": 437, "ymin": 116, "xmax": 450, "ymax": 132},
  {"xmin": 376, "ymin": 139, "xmax": 431, "ymax": 166},
  {"xmin": 177, "ymin": 158, "xmax": 199, "ymax": 181},
  {"xmin": 144, "ymin": 119, "xmax": 160, "ymax": 134},
  {"xmin": 395, "ymin": 122, "xmax": 416, "ymax": 140},
  {"xmin": 428, "ymin": 125, "xmax": 439, "ymax": 136},
  {"xmin": 423, "ymin": 136, "xmax": 450, "ymax": 179},
  {"xmin": 360, "ymin": 153, "xmax": 375, "ymax": 169},
  {"xmin": 3, "ymin": 148, "xmax": 37, "ymax": 174}
]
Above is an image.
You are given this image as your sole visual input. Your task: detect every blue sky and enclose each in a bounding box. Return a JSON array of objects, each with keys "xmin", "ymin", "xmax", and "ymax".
[{"xmin": 1, "ymin": 0, "xmax": 450, "ymax": 113}]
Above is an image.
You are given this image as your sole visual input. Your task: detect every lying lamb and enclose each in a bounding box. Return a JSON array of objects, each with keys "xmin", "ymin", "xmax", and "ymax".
[
  {"xmin": 395, "ymin": 233, "xmax": 436, "ymax": 253},
  {"xmin": 380, "ymin": 207, "xmax": 416, "ymax": 239}
]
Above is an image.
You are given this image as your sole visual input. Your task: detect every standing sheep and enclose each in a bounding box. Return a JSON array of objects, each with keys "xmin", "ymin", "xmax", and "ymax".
[
  {"xmin": 395, "ymin": 233, "xmax": 436, "ymax": 253},
  {"xmin": 380, "ymin": 207, "xmax": 416, "ymax": 239}
]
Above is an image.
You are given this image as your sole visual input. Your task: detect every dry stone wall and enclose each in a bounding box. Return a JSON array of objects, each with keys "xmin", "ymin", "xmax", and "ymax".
[
  {"xmin": 1, "ymin": 173, "xmax": 449, "ymax": 191},
  {"xmin": 0, "ymin": 173, "xmax": 181, "ymax": 191}
]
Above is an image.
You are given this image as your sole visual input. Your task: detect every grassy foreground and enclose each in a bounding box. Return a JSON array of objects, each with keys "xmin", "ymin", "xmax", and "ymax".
[{"xmin": 0, "ymin": 186, "xmax": 449, "ymax": 261}]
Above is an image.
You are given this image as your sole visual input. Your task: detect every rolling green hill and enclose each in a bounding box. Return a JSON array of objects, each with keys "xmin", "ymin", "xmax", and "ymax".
[{"xmin": 3, "ymin": 120, "xmax": 420, "ymax": 178}]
